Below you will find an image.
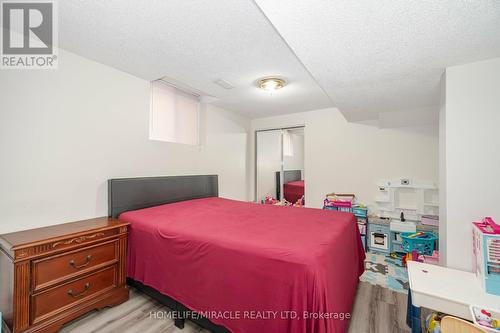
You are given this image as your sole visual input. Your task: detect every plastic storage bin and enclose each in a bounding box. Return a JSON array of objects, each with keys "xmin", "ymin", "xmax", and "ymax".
[
  {"xmin": 401, "ymin": 232, "xmax": 438, "ymax": 255},
  {"xmin": 352, "ymin": 207, "xmax": 368, "ymax": 218}
]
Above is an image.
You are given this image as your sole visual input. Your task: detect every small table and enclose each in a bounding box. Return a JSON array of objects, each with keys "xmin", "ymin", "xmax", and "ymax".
[{"xmin": 406, "ymin": 261, "xmax": 500, "ymax": 333}]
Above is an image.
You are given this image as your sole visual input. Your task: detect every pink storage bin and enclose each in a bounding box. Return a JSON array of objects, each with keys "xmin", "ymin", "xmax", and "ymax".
[
  {"xmin": 332, "ymin": 201, "xmax": 352, "ymax": 208},
  {"xmin": 419, "ymin": 250, "xmax": 439, "ymax": 265},
  {"xmin": 323, "ymin": 199, "xmax": 353, "ymax": 208},
  {"xmin": 421, "ymin": 215, "xmax": 439, "ymax": 226}
]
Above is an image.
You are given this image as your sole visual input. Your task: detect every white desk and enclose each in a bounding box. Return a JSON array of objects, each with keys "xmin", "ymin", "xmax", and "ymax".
[{"xmin": 407, "ymin": 261, "xmax": 500, "ymax": 332}]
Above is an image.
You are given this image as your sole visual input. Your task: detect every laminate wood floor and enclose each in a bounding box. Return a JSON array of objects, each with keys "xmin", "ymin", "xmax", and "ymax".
[{"xmin": 56, "ymin": 282, "xmax": 416, "ymax": 333}]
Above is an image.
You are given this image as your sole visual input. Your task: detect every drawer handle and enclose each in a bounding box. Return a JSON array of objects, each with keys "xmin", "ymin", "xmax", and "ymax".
[
  {"xmin": 52, "ymin": 233, "xmax": 105, "ymax": 248},
  {"xmin": 69, "ymin": 255, "xmax": 92, "ymax": 269},
  {"xmin": 67, "ymin": 282, "xmax": 91, "ymax": 298}
]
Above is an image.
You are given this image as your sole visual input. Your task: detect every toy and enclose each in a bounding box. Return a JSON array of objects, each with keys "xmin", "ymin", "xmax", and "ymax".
[
  {"xmin": 293, "ymin": 197, "xmax": 303, "ymax": 207},
  {"xmin": 473, "ymin": 217, "xmax": 500, "ymax": 296},
  {"xmin": 401, "ymin": 250, "xmax": 419, "ymax": 267},
  {"xmin": 476, "ymin": 217, "xmax": 500, "ymax": 234},
  {"xmin": 476, "ymin": 309, "xmax": 493, "ymax": 328},
  {"xmin": 263, "ymin": 196, "xmax": 279, "ymax": 205},
  {"xmin": 402, "ymin": 250, "xmax": 419, "ymax": 267},
  {"xmin": 425, "ymin": 312, "xmax": 443, "ymax": 333},
  {"xmin": 323, "ymin": 193, "xmax": 356, "ymax": 208},
  {"xmin": 471, "ymin": 305, "xmax": 500, "ymax": 332},
  {"xmin": 418, "ymin": 250, "xmax": 440, "ymax": 265},
  {"xmin": 390, "ymin": 252, "xmax": 402, "ymax": 260}
]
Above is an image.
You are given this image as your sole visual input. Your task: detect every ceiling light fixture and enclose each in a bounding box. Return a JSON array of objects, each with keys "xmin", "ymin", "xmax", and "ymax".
[{"xmin": 257, "ymin": 77, "xmax": 286, "ymax": 91}]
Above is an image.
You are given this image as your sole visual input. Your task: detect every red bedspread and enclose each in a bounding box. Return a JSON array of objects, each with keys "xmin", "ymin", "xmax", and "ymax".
[
  {"xmin": 284, "ymin": 180, "xmax": 305, "ymax": 203},
  {"xmin": 121, "ymin": 197, "xmax": 365, "ymax": 333}
]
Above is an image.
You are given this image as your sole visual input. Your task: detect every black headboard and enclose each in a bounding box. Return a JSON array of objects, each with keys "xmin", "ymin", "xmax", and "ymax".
[
  {"xmin": 108, "ymin": 175, "xmax": 218, "ymax": 218},
  {"xmin": 275, "ymin": 170, "xmax": 302, "ymax": 200}
]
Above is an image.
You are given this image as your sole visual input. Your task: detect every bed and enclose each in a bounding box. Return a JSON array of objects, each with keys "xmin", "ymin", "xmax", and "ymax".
[
  {"xmin": 275, "ymin": 170, "xmax": 304, "ymax": 203},
  {"xmin": 108, "ymin": 175, "xmax": 364, "ymax": 333}
]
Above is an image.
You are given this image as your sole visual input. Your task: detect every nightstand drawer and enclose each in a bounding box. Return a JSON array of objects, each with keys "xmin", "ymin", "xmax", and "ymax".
[
  {"xmin": 31, "ymin": 265, "xmax": 117, "ymax": 324},
  {"xmin": 32, "ymin": 240, "xmax": 118, "ymax": 292}
]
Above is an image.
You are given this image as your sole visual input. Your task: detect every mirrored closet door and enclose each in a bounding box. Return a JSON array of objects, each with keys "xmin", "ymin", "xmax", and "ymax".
[
  {"xmin": 255, "ymin": 127, "xmax": 305, "ymax": 206},
  {"xmin": 282, "ymin": 128, "xmax": 305, "ymax": 205}
]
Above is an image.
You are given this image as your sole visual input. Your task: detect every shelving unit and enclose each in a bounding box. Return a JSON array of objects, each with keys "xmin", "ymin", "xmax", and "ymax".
[
  {"xmin": 375, "ymin": 178, "xmax": 439, "ymax": 222},
  {"xmin": 323, "ymin": 203, "xmax": 368, "ymax": 252},
  {"xmin": 368, "ymin": 179, "xmax": 440, "ymax": 254},
  {"xmin": 353, "ymin": 208, "xmax": 369, "ymax": 252}
]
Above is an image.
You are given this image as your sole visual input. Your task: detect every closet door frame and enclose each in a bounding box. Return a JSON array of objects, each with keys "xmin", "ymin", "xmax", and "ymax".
[{"xmin": 254, "ymin": 125, "xmax": 305, "ymax": 203}]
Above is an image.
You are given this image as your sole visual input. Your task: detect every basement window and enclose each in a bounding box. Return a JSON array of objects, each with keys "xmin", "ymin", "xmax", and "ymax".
[{"xmin": 149, "ymin": 80, "xmax": 199, "ymax": 145}]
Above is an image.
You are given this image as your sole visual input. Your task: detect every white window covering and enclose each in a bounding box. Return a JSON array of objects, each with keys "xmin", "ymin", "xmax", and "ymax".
[
  {"xmin": 149, "ymin": 80, "xmax": 199, "ymax": 145},
  {"xmin": 283, "ymin": 130, "xmax": 294, "ymax": 156}
]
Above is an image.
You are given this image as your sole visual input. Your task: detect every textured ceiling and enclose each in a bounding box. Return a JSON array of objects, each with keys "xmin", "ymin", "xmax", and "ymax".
[
  {"xmin": 58, "ymin": 1, "xmax": 500, "ymax": 123},
  {"xmin": 58, "ymin": 0, "xmax": 332, "ymax": 119},
  {"xmin": 255, "ymin": 0, "xmax": 500, "ymax": 122}
]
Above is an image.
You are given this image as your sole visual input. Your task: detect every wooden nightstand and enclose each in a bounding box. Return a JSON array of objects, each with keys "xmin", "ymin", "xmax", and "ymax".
[{"xmin": 0, "ymin": 217, "xmax": 129, "ymax": 333}]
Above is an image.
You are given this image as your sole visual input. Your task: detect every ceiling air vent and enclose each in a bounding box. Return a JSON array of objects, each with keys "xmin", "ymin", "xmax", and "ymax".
[{"xmin": 214, "ymin": 79, "xmax": 235, "ymax": 89}]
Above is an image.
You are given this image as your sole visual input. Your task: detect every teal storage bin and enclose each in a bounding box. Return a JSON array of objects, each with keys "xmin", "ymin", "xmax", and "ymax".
[
  {"xmin": 401, "ymin": 232, "xmax": 438, "ymax": 255},
  {"xmin": 352, "ymin": 207, "xmax": 367, "ymax": 218}
]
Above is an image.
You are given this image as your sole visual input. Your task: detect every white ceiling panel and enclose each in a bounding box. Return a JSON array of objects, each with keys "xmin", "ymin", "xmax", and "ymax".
[
  {"xmin": 255, "ymin": 0, "xmax": 500, "ymax": 122},
  {"xmin": 57, "ymin": 0, "xmax": 332, "ymax": 118}
]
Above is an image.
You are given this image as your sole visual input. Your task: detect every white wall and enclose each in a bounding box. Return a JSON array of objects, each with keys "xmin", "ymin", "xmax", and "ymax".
[
  {"xmin": 0, "ymin": 49, "xmax": 250, "ymax": 234},
  {"xmin": 251, "ymin": 109, "xmax": 439, "ymax": 209},
  {"xmin": 438, "ymin": 74, "xmax": 447, "ymax": 266},
  {"xmin": 441, "ymin": 57, "xmax": 500, "ymax": 271}
]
